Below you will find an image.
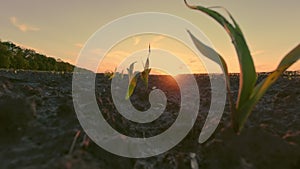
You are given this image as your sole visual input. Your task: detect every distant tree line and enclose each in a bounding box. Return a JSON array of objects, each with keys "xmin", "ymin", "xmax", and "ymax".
[{"xmin": 0, "ymin": 40, "xmax": 74, "ymax": 72}]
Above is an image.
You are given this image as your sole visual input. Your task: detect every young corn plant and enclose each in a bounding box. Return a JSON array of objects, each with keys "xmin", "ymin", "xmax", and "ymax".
[
  {"xmin": 105, "ymin": 67, "xmax": 124, "ymax": 80},
  {"xmin": 184, "ymin": 0, "xmax": 300, "ymax": 133},
  {"xmin": 105, "ymin": 67, "xmax": 116, "ymax": 79},
  {"xmin": 126, "ymin": 44, "xmax": 152, "ymax": 99}
]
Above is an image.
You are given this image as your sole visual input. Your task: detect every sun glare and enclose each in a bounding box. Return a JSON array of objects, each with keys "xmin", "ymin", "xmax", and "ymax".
[{"xmin": 97, "ymin": 33, "xmax": 207, "ymax": 76}]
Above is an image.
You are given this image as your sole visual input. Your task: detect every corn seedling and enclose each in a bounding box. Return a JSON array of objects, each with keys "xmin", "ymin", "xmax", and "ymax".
[
  {"xmin": 141, "ymin": 44, "xmax": 152, "ymax": 89},
  {"xmin": 126, "ymin": 61, "xmax": 138, "ymax": 99},
  {"xmin": 184, "ymin": 0, "xmax": 300, "ymax": 133},
  {"xmin": 125, "ymin": 44, "xmax": 152, "ymax": 99},
  {"xmin": 104, "ymin": 67, "xmax": 117, "ymax": 80},
  {"xmin": 105, "ymin": 67, "xmax": 125, "ymax": 80}
]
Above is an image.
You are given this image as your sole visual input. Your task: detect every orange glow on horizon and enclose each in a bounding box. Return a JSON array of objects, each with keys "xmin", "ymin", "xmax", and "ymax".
[{"xmin": 96, "ymin": 33, "xmax": 209, "ymax": 76}]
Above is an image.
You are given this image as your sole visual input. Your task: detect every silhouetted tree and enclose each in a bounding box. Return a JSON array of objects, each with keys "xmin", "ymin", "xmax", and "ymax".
[
  {"xmin": 0, "ymin": 43, "xmax": 11, "ymax": 68},
  {"xmin": 0, "ymin": 40, "xmax": 74, "ymax": 71}
]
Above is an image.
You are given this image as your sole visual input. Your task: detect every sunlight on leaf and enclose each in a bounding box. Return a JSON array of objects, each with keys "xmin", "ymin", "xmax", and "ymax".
[
  {"xmin": 187, "ymin": 30, "xmax": 236, "ymax": 114},
  {"xmin": 141, "ymin": 68, "xmax": 151, "ymax": 89},
  {"xmin": 127, "ymin": 62, "xmax": 136, "ymax": 81},
  {"xmin": 108, "ymin": 67, "xmax": 117, "ymax": 80},
  {"xmin": 184, "ymin": 0, "xmax": 257, "ymax": 112},
  {"xmin": 144, "ymin": 44, "xmax": 151, "ymax": 70},
  {"xmin": 126, "ymin": 62, "xmax": 137, "ymax": 99},
  {"xmin": 126, "ymin": 75, "xmax": 138, "ymax": 100},
  {"xmin": 234, "ymin": 44, "xmax": 300, "ymax": 132},
  {"xmin": 125, "ymin": 44, "xmax": 152, "ymax": 99},
  {"xmin": 185, "ymin": 0, "xmax": 299, "ymax": 133},
  {"xmin": 141, "ymin": 44, "xmax": 151, "ymax": 88}
]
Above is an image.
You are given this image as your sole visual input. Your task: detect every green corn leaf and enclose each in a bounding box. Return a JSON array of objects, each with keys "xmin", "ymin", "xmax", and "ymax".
[
  {"xmin": 145, "ymin": 57, "xmax": 150, "ymax": 70},
  {"xmin": 108, "ymin": 67, "xmax": 117, "ymax": 80},
  {"xmin": 233, "ymin": 44, "xmax": 300, "ymax": 132},
  {"xmin": 187, "ymin": 30, "xmax": 230, "ymax": 89},
  {"xmin": 184, "ymin": 0, "xmax": 257, "ymax": 111},
  {"xmin": 141, "ymin": 44, "xmax": 151, "ymax": 88},
  {"xmin": 144, "ymin": 44, "xmax": 151, "ymax": 70},
  {"xmin": 252, "ymin": 44, "xmax": 300, "ymax": 100},
  {"xmin": 125, "ymin": 62, "xmax": 137, "ymax": 99},
  {"xmin": 127, "ymin": 62, "xmax": 136, "ymax": 81},
  {"xmin": 208, "ymin": 6, "xmax": 242, "ymax": 34},
  {"xmin": 187, "ymin": 30, "xmax": 236, "ymax": 114},
  {"xmin": 276, "ymin": 44, "xmax": 300, "ymax": 69},
  {"xmin": 108, "ymin": 73, "xmax": 115, "ymax": 80},
  {"xmin": 126, "ymin": 75, "xmax": 138, "ymax": 100},
  {"xmin": 140, "ymin": 68, "xmax": 151, "ymax": 89}
]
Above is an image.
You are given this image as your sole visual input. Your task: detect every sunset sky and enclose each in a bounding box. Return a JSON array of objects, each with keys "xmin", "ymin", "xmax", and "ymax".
[{"xmin": 0, "ymin": 0, "xmax": 299, "ymax": 74}]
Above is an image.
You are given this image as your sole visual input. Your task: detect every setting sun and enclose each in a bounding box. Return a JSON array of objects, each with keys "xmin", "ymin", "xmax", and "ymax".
[{"xmin": 97, "ymin": 34, "xmax": 208, "ymax": 76}]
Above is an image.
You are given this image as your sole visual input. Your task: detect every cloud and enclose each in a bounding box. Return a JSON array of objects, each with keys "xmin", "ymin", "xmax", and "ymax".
[
  {"xmin": 74, "ymin": 43, "xmax": 84, "ymax": 48},
  {"xmin": 10, "ymin": 16, "xmax": 40, "ymax": 32},
  {"xmin": 251, "ymin": 50, "xmax": 265, "ymax": 56}
]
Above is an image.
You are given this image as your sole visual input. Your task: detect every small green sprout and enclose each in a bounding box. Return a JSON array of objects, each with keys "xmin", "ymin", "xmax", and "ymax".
[
  {"xmin": 141, "ymin": 44, "xmax": 152, "ymax": 89},
  {"xmin": 104, "ymin": 69, "xmax": 115, "ymax": 79},
  {"xmin": 105, "ymin": 67, "xmax": 124, "ymax": 80},
  {"xmin": 126, "ymin": 61, "xmax": 138, "ymax": 99},
  {"xmin": 185, "ymin": 0, "xmax": 300, "ymax": 133},
  {"xmin": 125, "ymin": 44, "xmax": 152, "ymax": 100}
]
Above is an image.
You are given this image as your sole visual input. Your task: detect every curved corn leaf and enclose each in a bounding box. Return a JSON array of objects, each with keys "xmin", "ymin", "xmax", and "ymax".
[
  {"xmin": 140, "ymin": 68, "xmax": 151, "ymax": 89},
  {"xmin": 108, "ymin": 67, "xmax": 117, "ymax": 80},
  {"xmin": 187, "ymin": 30, "xmax": 235, "ymax": 112},
  {"xmin": 233, "ymin": 44, "xmax": 300, "ymax": 132},
  {"xmin": 141, "ymin": 44, "xmax": 151, "ymax": 88},
  {"xmin": 187, "ymin": 30, "xmax": 230, "ymax": 88},
  {"xmin": 184, "ymin": 0, "xmax": 257, "ymax": 111},
  {"xmin": 125, "ymin": 62, "xmax": 137, "ymax": 99},
  {"xmin": 208, "ymin": 6, "xmax": 242, "ymax": 33},
  {"xmin": 108, "ymin": 73, "xmax": 115, "ymax": 80},
  {"xmin": 125, "ymin": 43, "xmax": 152, "ymax": 99},
  {"xmin": 127, "ymin": 62, "xmax": 136, "ymax": 81},
  {"xmin": 126, "ymin": 75, "xmax": 138, "ymax": 100},
  {"xmin": 276, "ymin": 44, "xmax": 300, "ymax": 69},
  {"xmin": 187, "ymin": 30, "xmax": 239, "ymax": 143}
]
